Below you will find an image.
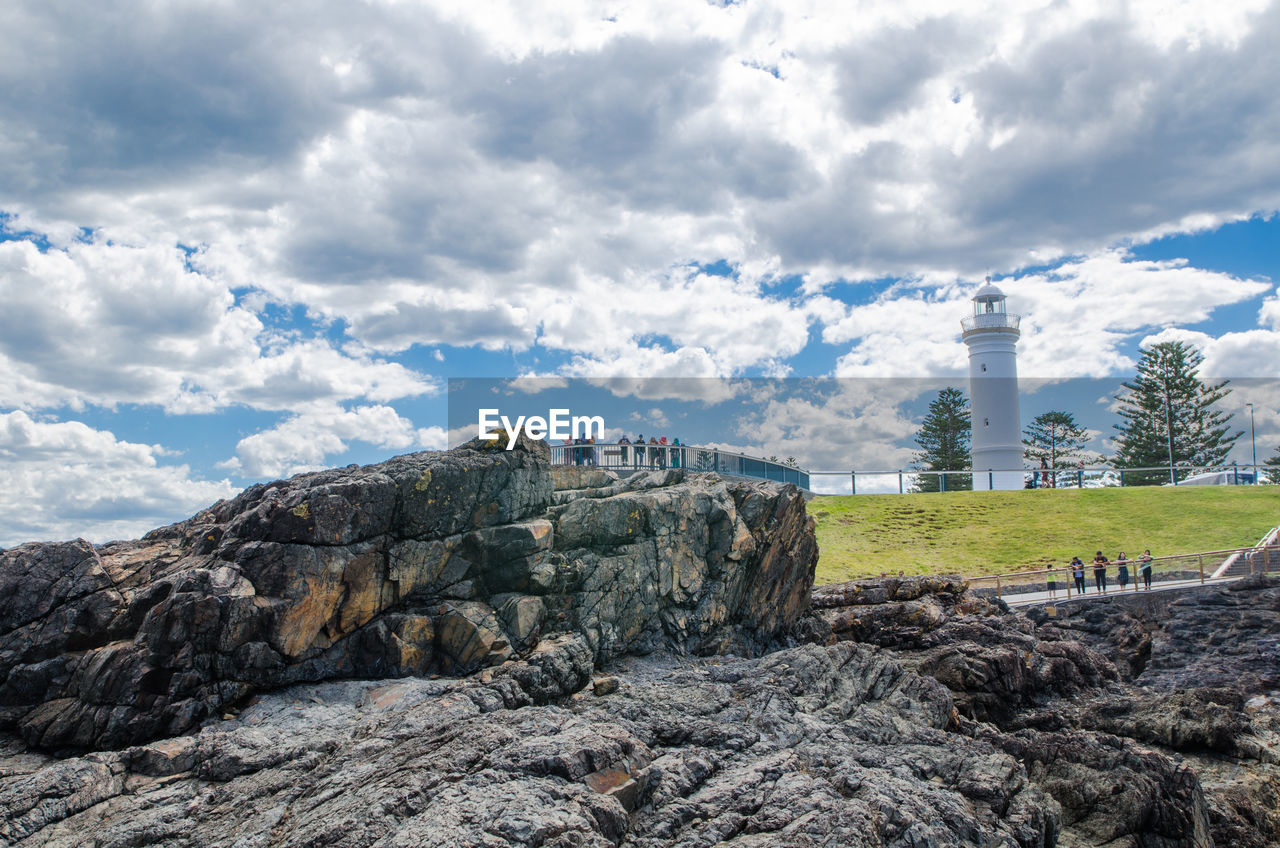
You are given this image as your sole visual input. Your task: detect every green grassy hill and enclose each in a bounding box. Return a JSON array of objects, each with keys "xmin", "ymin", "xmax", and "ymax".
[{"xmin": 812, "ymin": 486, "xmax": 1279, "ymax": 584}]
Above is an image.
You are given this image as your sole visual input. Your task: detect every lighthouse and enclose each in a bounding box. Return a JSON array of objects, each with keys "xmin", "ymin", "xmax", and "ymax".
[{"xmin": 962, "ymin": 279, "xmax": 1022, "ymax": 491}]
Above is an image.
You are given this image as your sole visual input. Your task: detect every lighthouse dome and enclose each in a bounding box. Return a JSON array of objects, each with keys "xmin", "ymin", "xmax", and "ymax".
[{"xmin": 973, "ymin": 281, "xmax": 1005, "ymax": 301}]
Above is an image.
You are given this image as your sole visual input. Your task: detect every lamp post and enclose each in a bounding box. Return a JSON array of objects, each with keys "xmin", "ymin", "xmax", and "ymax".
[
  {"xmin": 1247, "ymin": 402, "xmax": 1257, "ymax": 483},
  {"xmin": 1163, "ymin": 377, "xmax": 1176, "ymax": 485}
]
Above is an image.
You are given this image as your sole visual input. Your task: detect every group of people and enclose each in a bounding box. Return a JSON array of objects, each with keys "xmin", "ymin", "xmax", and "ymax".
[
  {"xmin": 1066, "ymin": 550, "xmax": 1155, "ymax": 594},
  {"xmin": 616, "ymin": 435, "xmax": 682, "ymax": 469},
  {"xmin": 561, "ymin": 434, "xmax": 684, "ymax": 468}
]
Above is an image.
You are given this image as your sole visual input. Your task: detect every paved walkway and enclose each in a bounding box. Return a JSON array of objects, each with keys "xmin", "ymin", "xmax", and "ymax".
[{"xmin": 999, "ymin": 575, "xmax": 1241, "ymax": 608}]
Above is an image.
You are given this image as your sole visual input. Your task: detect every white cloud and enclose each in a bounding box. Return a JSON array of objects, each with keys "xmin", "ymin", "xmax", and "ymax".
[
  {"xmin": 0, "ymin": 239, "xmax": 438, "ymax": 413},
  {"xmin": 1260, "ymin": 287, "xmax": 1280, "ymax": 330},
  {"xmin": 224, "ymin": 404, "xmax": 446, "ymax": 479},
  {"xmin": 820, "ymin": 251, "xmax": 1270, "ymax": 380},
  {"xmin": 712, "ymin": 380, "xmax": 934, "ymax": 484},
  {"xmin": 4, "ymin": 0, "xmax": 1275, "ymax": 378},
  {"xmin": 627, "ymin": 408, "xmax": 670, "ymax": 430},
  {"xmin": 0, "ymin": 411, "xmax": 235, "ymax": 547},
  {"xmin": 1, "ymin": 0, "xmax": 1278, "ymax": 535},
  {"xmin": 1139, "ymin": 326, "xmax": 1280, "ymax": 379}
]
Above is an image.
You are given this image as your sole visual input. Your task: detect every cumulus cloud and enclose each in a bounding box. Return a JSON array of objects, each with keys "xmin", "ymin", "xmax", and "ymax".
[
  {"xmin": 4, "ymin": 0, "xmax": 1276, "ymax": 372},
  {"xmin": 2, "ymin": 0, "xmax": 1279, "ymax": 535},
  {"xmin": 821, "ymin": 251, "xmax": 1271, "ymax": 380},
  {"xmin": 0, "ymin": 411, "xmax": 235, "ymax": 547},
  {"xmin": 0, "ymin": 238, "xmax": 437, "ymax": 412},
  {"xmin": 224, "ymin": 404, "xmax": 448, "ymax": 479},
  {"xmin": 1138, "ymin": 326, "xmax": 1280, "ymax": 380},
  {"xmin": 1260, "ymin": 287, "xmax": 1280, "ymax": 330}
]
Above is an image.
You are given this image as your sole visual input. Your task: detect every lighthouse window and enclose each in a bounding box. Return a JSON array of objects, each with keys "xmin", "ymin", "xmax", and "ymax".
[
  {"xmin": 981, "ymin": 363, "xmax": 987, "ymax": 372},
  {"xmin": 984, "ymin": 418, "xmax": 989, "ymax": 427}
]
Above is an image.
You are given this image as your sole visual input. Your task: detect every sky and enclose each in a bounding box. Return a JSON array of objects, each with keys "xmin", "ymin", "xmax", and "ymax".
[{"xmin": 2, "ymin": 0, "xmax": 1279, "ymax": 545}]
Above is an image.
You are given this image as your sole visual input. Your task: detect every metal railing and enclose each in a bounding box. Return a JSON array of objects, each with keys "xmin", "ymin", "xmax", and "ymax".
[
  {"xmin": 961, "ymin": 313, "xmax": 1021, "ymax": 333},
  {"xmin": 548, "ymin": 442, "xmax": 810, "ymax": 489},
  {"xmin": 965, "ymin": 536, "xmax": 1280, "ymax": 605},
  {"xmin": 820, "ymin": 462, "xmax": 1272, "ymax": 494}
]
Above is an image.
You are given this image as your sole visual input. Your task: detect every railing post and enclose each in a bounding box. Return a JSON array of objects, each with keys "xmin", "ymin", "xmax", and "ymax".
[
  {"xmin": 989, "ymin": 470, "xmax": 994, "ymax": 490},
  {"xmin": 995, "ymin": 574, "xmax": 1001, "ymax": 598},
  {"xmin": 1119, "ymin": 468, "xmax": 1125, "ymax": 487},
  {"xmin": 851, "ymin": 471, "xmax": 856, "ymax": 495},
  {"xmin": 1199, "ymin": 554, "xmax": 1205, "ymax": 584},
  {"xmin": 898, "ymin": 471, "xmax": 903, "ymax": 494}
]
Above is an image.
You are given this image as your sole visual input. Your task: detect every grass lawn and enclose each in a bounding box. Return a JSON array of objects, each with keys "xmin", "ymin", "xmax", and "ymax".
[{"xmin": 811, "ymin": 486, "xmax": 1280, "ymax": 584}]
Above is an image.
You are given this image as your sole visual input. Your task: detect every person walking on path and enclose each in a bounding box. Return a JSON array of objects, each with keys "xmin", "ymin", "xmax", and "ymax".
[
  {"xmin": 1139, "ymin": 550, "xmax": 1154, "ymax": 589},
  {"xmin": 1071, "ymin": 557, "xmax": 1086, "ymax": 594},
  {"xmin": 1093, "ymin": 551, "xmax": 1109, "ymax": 593},
  {"xmin": 1116, "ymin": 552, "xmax": 1131, "ymax": 591}
]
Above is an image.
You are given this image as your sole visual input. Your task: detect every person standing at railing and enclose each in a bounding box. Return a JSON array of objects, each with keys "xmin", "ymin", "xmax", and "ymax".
[
  {"xmin": 1071, "ymin": 557, "xmax": 1086, "ymax": 593},
  {"xmin": 634, "ymin": 435, "xmax": 646, "ymax": 468},
  {"xmin": 649, "ymin": 436, "xmax": 661, "ymax": 468},
  {"xmin": 1139, "ymin": 550, "xmax": 1153, "ymax": 589},
  {"xmin": 671, "ymin": 437, "xmax": 681, "ymax": 467},
  {"xmin": 1093, "ymin": 551, "xmax": 1109, "ymax": 593},
  {"xmin": 1116, "ymin": 552, "xmax": 1131, "ymax": 590}
]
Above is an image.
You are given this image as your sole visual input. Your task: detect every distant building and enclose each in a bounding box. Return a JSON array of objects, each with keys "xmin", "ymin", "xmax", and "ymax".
[{"xmin": 962, "ymin": 280, "xmax": 1022, "ymax": 490}]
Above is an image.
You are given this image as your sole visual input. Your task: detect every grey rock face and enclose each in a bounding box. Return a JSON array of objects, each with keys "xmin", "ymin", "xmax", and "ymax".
[
  {"xmin": 811, "ymin": 574, "xmax": 1280, "ymax": 848},
  {"xmin": 814, "ymin": 574, "xmax": 1117, "ymax": 723},
  {"xmin": 5, "ymin": 439, "xmax": 1279, "ymax": 847},
  {"xmin": 0, "ymin": 437, "xmax": 816, "ymax": 752},
  {"xmin": 0, "ymin": 643, "xmax": 1063, "ymax": 848}
]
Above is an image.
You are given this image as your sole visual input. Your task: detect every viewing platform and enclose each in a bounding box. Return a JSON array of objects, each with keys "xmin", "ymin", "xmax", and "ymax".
[{"xmin": 549, "ymin": 442, "xmax": 810, "ymax": 490}]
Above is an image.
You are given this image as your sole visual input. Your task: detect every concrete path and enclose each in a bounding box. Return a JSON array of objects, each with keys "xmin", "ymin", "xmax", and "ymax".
[{"xmin": 1000, "ymin": 575, "xmax": 1241, "ymax": 608}]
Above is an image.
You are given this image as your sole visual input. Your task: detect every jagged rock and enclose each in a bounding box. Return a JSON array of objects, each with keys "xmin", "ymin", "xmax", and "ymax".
[
  {"xmin": 0, "ymin": 643, "xmax": 1063, "ymax": 848},
  {"xmin": 814, "ymin": 575, "xmax": 1117, "ymax": 723},
  {"xmin": 812, "ymin": 573, "xmax": 1280, "ymax": 847},
  {"xmin": 968, "ymin": 720, "xmax": 1214, "ymax": 848},
  {"xmin": 0, "ymin": 436, "xmax": 816, "ymax": 751},
  {"xmin": 6, "ymin": 439, "xmax": 1280, "ymax": 847}
]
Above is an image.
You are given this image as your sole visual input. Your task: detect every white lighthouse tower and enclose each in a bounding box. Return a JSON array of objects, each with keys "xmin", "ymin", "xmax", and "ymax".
[{"xmin": 962, "ymin": 279, "xmax": 1022, "ymax": 491}]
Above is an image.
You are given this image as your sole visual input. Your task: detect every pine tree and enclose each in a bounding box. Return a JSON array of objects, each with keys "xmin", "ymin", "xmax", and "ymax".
[
  {"xmin": 1264, "ymin": 447, "xmax": 1280, "ymax": 484},
  {"xmin": 913, "ymin": 387, "xmax": 971, "ymax": 492},
  {"xmin": 1023, "ymin": 410, "xmax": 1088, "ymax": 487},
  {"xmin": 1112, "ymin": 340, "xmax": 1240, "ymax": 485}
]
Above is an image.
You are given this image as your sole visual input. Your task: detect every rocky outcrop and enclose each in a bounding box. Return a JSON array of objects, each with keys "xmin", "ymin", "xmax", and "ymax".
[
  {"xmin": 5, "ymin": 438, "xmax": 1280, "ymax": 847},
  {"xmin": 813, "ymin": 574, "xmax": 1117, "ymax": 723},
  {"xmin": 810, "ymin": 574, "xmax": 1280, "ymax": 848},
  {"xmin": 1033, "ymin": 575, "xmax": 1280, "ymax": 694},
  {"xmin": 0, "ymin": 642, "xmax": 1064, "ymax": 848},
  {"xmin": 0, "ymin": 437, "xmax": 816, "ymax": 752}
]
